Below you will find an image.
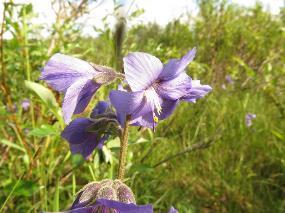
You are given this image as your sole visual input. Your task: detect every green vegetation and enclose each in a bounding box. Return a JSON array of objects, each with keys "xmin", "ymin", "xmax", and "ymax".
[{"xmin": 0, "ymin": 1, "xmax": 284, "ymax": 212}]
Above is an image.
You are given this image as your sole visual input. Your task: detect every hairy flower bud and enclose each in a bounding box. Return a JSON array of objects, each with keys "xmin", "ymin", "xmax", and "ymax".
[{"xmin": 72, "ymin": 179, "xmax": 136, "ymax": 209}]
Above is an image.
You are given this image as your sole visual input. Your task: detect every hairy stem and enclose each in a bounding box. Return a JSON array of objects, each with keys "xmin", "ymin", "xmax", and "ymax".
[{"xmin": 117, "ymin": 115, "xmax": 131, "ymax": 180}]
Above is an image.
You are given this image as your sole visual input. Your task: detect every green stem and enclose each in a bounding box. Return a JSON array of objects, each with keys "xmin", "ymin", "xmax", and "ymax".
[
  {"xmin": 22, "ymin": 7, "xmax": 35, "ymax": 129},
  {"xmin": 117, "ymin": 115, "xmax": 131, "ymax": 180}
]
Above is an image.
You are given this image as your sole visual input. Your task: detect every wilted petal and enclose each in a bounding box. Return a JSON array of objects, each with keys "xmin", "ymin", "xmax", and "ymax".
[
  {"xmin": 63, "ymin": 79, "xmax": 100, "ymax": 124},
  {"xmin": 40, "ymin": 53, "xmax": 97, "ymax": 92},
  {"xmin": 159, "ymin": 48, "xmax": 196, "ymax": 80},
  {"xmin": 124, "ymin": 52, "xmax": 163, "ymax": 91},
  {"xmin": 182, "ymin": 80, "xmax": 212, "ymax": 103},
  {"xmin": 156, "ymin": 72, "xmax": 192, "ymax": 100},
  {"xmin": 61, "ymin": 118, "xmax": 105, "ymax": 159}
]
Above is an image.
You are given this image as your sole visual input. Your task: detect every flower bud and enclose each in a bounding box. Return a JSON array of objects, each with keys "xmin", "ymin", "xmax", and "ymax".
[{"xmin": 72, "ymin": 179, "xmax": 136, "ymax": 209}]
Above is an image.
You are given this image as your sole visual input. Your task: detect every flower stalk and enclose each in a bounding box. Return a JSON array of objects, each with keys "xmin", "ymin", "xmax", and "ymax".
[{"xmin": 117, "ymin": 115, "xmax": 131, "ymax": 180}]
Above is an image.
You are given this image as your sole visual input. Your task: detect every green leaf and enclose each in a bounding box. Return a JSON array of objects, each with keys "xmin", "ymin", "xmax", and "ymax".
[
  {"xmin": 271, "ymin": 130, "xmax": 285, "ymax": 142},
  {"xmin": 25, "ymin": 80, "xmax": 58, "ymax": 109},
  {"xmin": 102, "ymin": 146, "xmax": 113, "ymax": 164},
  {"xmin": 71, "ymin": 154, "xmax": 85, "ymax": 167},
  {"xmin": 233, "ymin": 57, "xmax": 255, "ymax": 77},
  {"xmin": 131, "ymin": 164, "xmax": 153, "ymax": 173},
  {"xmin": 0, "ymin": 139, "xmax": 26, "ymax": 152},
  {"xmin": 29, "ymin": 124, "xmax": 57, "ymax": 137}
]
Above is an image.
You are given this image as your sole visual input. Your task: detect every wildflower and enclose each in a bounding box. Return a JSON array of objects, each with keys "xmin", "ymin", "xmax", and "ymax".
[
  {"xmin": 21, "ymin": 99, "xmax": 30, "ymax": 111},
  {"xmin": 110, "ymin": 48, "xmax": 211, "ymax": 129},
  {"xmin": 61, "ymin": 101, "xmax": 121, "ymax": 159},
  {"xmin": 225, "ymin": 75, "xmax": 234, "ymax": 84},
  {"xmin": 168, "ymin": 207, "xmax": 178, "ymax": 213},
  {"xmin": 245, "ymin": 113, "xmax": 256, "ymax": 127},
  {"xmin": 40, "ymin": 53, "xmax": 120, "ymax": 124}
]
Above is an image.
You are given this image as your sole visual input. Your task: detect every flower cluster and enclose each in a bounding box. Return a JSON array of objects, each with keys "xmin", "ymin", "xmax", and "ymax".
[
  {"xmin": 245, "ymin": 113, "xmax": 256, "ymax": 127},
  {"xmin": 40, "ymin": 48, "xmax": 211, "ymax": 212}
]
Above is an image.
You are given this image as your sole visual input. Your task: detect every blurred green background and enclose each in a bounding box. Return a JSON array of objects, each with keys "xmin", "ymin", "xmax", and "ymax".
[{"xmin": 0, "ymin": 0, "xmax": 285, "ymax": 212}]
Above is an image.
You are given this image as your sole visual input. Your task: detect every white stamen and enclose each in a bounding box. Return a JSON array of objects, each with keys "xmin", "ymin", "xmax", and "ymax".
[{"xmin": 144, "ymin": 87, "xmax": 162, "ymax": 115}]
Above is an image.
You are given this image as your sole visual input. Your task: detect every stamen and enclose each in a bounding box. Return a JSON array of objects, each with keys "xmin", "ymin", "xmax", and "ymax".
[{"xmin": 153, "ymin": 116, "xmax": 159, "ymax": 123}]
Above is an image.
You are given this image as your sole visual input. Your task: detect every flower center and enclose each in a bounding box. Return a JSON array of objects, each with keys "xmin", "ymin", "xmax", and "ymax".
[{"xmin": 144, "ymin": 86, "xmax": 162, "ymax": 115}]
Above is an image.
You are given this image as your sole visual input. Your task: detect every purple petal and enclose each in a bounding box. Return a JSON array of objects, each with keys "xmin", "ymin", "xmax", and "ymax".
[
  {"xmin": 159, "ymin": 48, "xmax": 196, "ymax": 80},
  {"xmin": 131, "ymin": 98, "xmax": 178, "ymax": 127},
  {"xmin": 109, "ymin": 90, "xmax": 145, "ymax": 116},
  {"xmin": 21, "ymin": 99, "xmax": 30, "ymax": 111},
  {"xmin": 97, "ymin": 134, "xmax": 109, "ymax": 149},
  {"xmin": 225, "ymin": 75, "xmax": 234, "ymax": 84},
  {"xmin": 131, "ymin": 112, "xmax": 156, "ymax": 129},
  {"xmin": 158, "ymin": 98, "xmax": 178, "ymax": 120},
  {"xmin": 61, "ymin": 118, "xmax": 106, "ymax": 159},
  {"xmin": 156, "ymin": 72, "xmax": 192, "ymax": 100},
  {"xmin": 62, "ymin": 79, "xmax": 100, "ymax": 124},
  {"xmin": 95, "ymin": 199, "xmax": 153, "ymax": 213},
  {"xmin": 110, "ymin": 90, "xmax": 154, "ymax": 128},
  {"xmin": 117, "ymin": 112, "xmax": 126, "ymax": 128},
  {"xmin": 124, "ymin": 52, "xmax": 163, "ymax": 91},
  {"xmin": 182, "ymin": 80, "xmax": 212, "ymax": 103},
  {"xmin": 40, "ymin": 53, "xmax": 98, "ymax": 92},
  {"xmin": 90, "ymin": 101, "xmax": 109, "ymax": 118},
  {"xmin": 245, "ymin": 113, "xmax": 256, "ymax": 127},
  {"xmin": 168, "ymin": 207, "xmax": 178, "ymax": 213}
]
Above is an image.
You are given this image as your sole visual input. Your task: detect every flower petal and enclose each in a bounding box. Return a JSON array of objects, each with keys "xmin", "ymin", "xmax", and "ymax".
[
  {"xmin": 168, "ymin": 207, "xmax": 178, "ymax": 213},
  {"xmin": 61, "ymin": 118, "xmax": 104, "ymax": 159},
  {"xmin": 62, "ymin": 79, "xmax": 100, "ymax": 124},
  {"xmin": 95, "ymin": 199, "xmax": 153, "ymax": 213},
  {"xmin": 159, "ymin": 48, "xmax": 196, "ymax": 80},
  {"xmin": 109, "ymin": 90, "xmax": 145, "ymax": 116},
  {"xmin": 40, "ymin": 53, "xmax": 97, "ymax": 92},
  {"xmin": 158, "ymin": 98, "xmax": 178, "ymax": 120},
  {"xmin": 90, "ymin": 101, "xmax": 109, "ymax": 118},
  {"xmin": 156, "ymin": 72, "xmax": 192, "ymax": 100},
  {"xmin": 131, "ymin": 112, "xmax": 155, "ymax": 129},
  {"xmin": 124, "ymin": 52, "xmax": 163, "ymax": 91},
  {"xmin": 97, "ymin": 134, "xmax": 109, "ymax": 149},
  {"xmin": 182, "ymin": 80, "xmax": 212, "ymax": 103}
]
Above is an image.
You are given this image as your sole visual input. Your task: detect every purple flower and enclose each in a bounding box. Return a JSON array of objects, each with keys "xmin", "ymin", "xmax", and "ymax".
[
  {"xmin": 40, "ymin": 53, "xmax": 119, "ymax": 124},
  {"xmin": 68, "ymin": 201, "xmax": 177, "ymax": 213},
  {"xmin": 109, "ymin": 48, "xmax": 211, "ymax": 129},
  {"xmin": 168, "ymin": 207, "xmax": 178, "ymax": 213},
  {"xmin": 225, "ymin": 75, "xmax": 234, "ymax": 84},
  {"xmin": 69, "ymin": 199, "xmax": 153, "ymax": 213},
  {"xmin": 245, "ymin": 113, "xmax": 256, "ymax": 127},
  {"xmin": 21, "ymin": 99, "xmax": 30, "ymax": 111},
  {"xmin": 61, "ymin": 101, "xmax": 116, "ymax": 159}
]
